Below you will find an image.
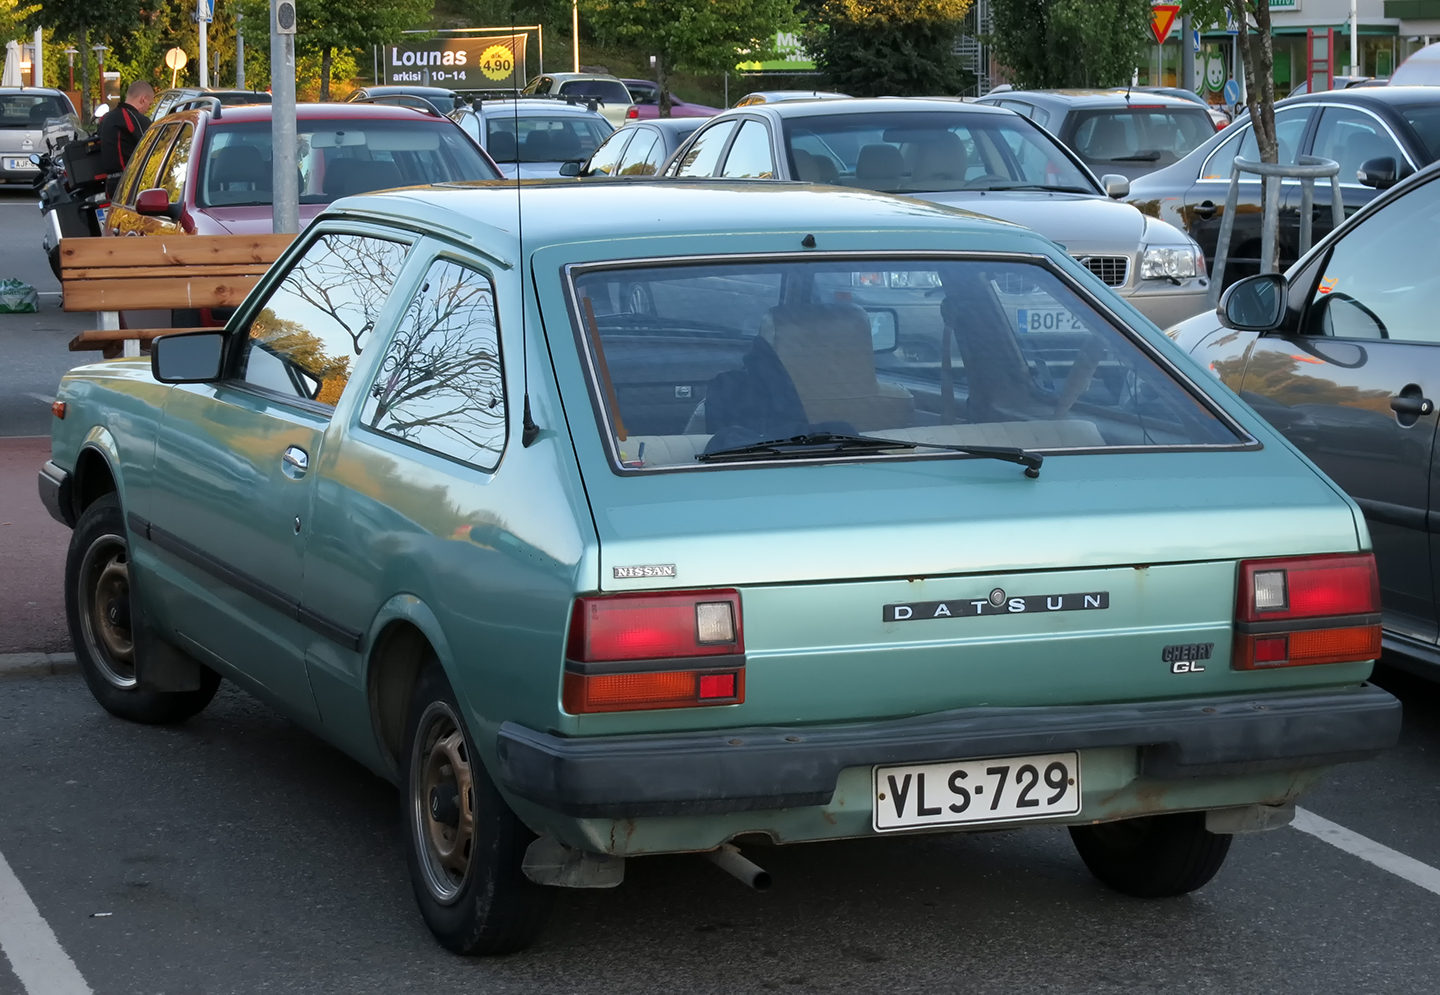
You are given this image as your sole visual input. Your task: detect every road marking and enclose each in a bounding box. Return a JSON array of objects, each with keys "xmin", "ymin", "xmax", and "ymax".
[
  {"xmin": 23, "ymin": 393, "xmax": 55, "ymax": 405},
  {"xmin": 1293, "ymin": 807, "xmax": 1440, "ymax": 898},
  {"xmin": 0, "ymin": 848, "xmax": 93, "ymax": 995}
]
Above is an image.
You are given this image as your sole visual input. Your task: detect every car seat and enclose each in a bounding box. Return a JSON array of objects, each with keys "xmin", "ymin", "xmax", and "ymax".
[
  {"xmin": 209, "ymin": 144, "xmax": 271, "ymax": 197},
  {"xmin": 792, "ymin": 148, "xmax": 840, "ymax": 184},
  {"xmin": 910, "ymin": 132, "xmax": 967, "ymax": 186},
  {"xmin": 322, "ymin": 158, "xmax": 403, "ymax": 198},
  {"xmin": 1082, "ymin": 117, "xmax": 1129, "ymax": 160},
  {"xmin": 855, "ymin": 143, "xmax": 905, "ymax": 189},
  {"xmin": 761, "ymin": 304, "xmax": 914, "ymax": 431},
  {"xmin": 522, "ymin": 129, "xmax": 553, "ymax": 161}
]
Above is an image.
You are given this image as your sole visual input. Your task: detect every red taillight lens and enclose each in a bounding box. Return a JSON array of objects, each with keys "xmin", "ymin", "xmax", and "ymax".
[
  {"xmin": 564, "ymin": 589, "xmax": 744, "ymax": 713},
  {"xmin": 1233, "ymin": 554, "xmax": 1381, "ymax": 669},
  {"xmin": 567, "ymin": 589, "xmax": 742, "ymax": 662},
  {"xmin": 626, "ymin": 106, "xmax": 639, "ymax": 119}
]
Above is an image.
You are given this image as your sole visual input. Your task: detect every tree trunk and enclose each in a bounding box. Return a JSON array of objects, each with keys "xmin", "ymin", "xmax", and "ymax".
[
  {"xmin": 1235, "ymin": 0, "xmax": 1277, "ymax": 164},
  {"xmin": 79, "ymin": 24, "xmax": 91, "ymax": 125},
  {"xmin": 320, "ymin": 47, "xmax": 333, "ymax": 102},
  {"xmin": 657, "ymin": 54, "xmax": 671, "ymax": 118}
]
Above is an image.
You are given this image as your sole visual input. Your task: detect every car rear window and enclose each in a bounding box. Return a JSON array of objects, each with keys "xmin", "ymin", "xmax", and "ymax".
[
  {"xmin": 1400, "ymin": 103, "xmax": 1440, "ymax": 160},
  {"xmin": 0, "ymin": 94, "xmax": 71, "ymax": 128},
  {"xmin": 486, "ymin": 114, "xmax": 612, "ymax": 163},
  {"xmin": 569, "ymin": 257, "xmax": 1242, "ymax": 471},
  {"xmin": 197, "ymin": 118, "xmax": 499, "ymax": 206},
  {"xmin": 782, "ymin": 111, "xmax": 1095, "ymax": 194},
  {"xmin": 1068, "ymin": 108, "xmax": 1213, "ymax": 168},
  {"xmin": 558, "ymin": 79, "xmax": 632, "ymax": 105}
]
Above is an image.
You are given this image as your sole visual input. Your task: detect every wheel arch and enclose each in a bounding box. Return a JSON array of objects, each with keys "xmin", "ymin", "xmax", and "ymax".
[
  {"xmin": 71, "ymin": 428, "xmax": 123, "ymax": 519},
  {"xmin": 365, "ymin": 595, "xmax": 459, "ymax": 773}
]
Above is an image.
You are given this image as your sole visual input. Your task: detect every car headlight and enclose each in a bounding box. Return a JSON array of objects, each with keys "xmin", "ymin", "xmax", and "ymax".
[{"xmin": 1140, "ymin": 245, "xmax": 1204, "ymax": 281}]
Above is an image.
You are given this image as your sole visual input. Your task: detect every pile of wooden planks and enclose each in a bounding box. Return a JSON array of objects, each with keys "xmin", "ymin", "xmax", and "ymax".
[{"xmin": 60, "ymin": 234, "xmax": 295, "ymax": 355}]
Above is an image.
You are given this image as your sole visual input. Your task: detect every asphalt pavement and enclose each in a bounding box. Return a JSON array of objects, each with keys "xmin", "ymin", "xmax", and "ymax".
[{"xmin": 3, "ymin": 187, "xmax": 1440, "ymax": 995}]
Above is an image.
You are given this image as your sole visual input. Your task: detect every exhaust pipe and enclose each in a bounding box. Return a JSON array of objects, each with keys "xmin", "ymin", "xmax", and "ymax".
[{"xmin": 705, "ymin": 844, "xmax": 772, "ymax": 891}]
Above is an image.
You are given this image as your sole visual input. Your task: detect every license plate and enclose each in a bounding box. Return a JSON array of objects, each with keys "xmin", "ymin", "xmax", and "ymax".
[
  {"xmin": 3, "ymin": 157, "xmax": 31, "ymax": 170},
  {"xmin": 1015, "ymin": 307, "xmax": 1087, "ymax": 334},
  {"xmin": 873, "ymin": 751, "xmax": 1080, "ymax": 832}
]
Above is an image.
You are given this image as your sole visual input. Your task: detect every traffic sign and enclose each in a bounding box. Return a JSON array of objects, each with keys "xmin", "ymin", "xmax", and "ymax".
[
  {"xmin": 1151, "ymin": 4, "xmax": 1181, "ymax": 45},
  {"xmin": 164, "ymin": 47, "xmax": 188, "ymax": 70},
  {"xmin": 1223, "ymin": 78, "xmax": 1242, "ymax": 105}
]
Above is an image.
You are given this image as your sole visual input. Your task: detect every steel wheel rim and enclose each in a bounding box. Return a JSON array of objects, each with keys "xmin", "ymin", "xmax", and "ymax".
[
  {"xmin": 410, "ymin": 700, "xmax": 476, "ymax": 904},
  {"xmin": 77, "ymin": 532, "xmax": 137, "ymax": 689}
]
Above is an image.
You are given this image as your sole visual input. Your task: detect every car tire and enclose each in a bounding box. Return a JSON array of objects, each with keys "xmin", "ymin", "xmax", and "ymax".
[
  {"xmin": 1069, "ymin": 812, "xmax": 1232, "ymax": 898},
  {"xmin": 401, "ymin": 660, "xmax": 553, "ymax": 955},
  {"xmin": 66, "ymin": 493, "xmax": 221, "ymax": 724}
]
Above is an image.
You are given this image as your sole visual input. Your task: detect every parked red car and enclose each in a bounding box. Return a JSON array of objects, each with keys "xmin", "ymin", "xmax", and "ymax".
[
  {"xmin": 104, "ymin": 102, "xmax": 499, "ymax": 238},
  {"xmin": 620, "ymin": 79, "xmax": 721, "ymax": 120}
]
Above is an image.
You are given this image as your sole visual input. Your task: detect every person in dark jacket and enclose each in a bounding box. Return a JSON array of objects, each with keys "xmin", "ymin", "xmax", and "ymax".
[{"xmin": 98, "ymin": 81, "xmax": 156, "ymax": 198}]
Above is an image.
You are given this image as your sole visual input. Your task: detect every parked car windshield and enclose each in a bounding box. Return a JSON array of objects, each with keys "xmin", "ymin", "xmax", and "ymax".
[
  {"xmin": 558, "ymin": 79, "xmax": 632, "ymax": 105},
  {"xmin": 1068, "ymin": 108, "xmax": 1214, "ymax": 168},
  {"xmin": 1400, "ymin": 103, "xmax": 1440, "ymax": 159},
  {"xmin": 570, "ymin": 257, "xmax": 1240, "ymax": 470},
  {"xmin": 0, "ymin": 93, "xmax": 70, "ymax": 127},
  {"xmin": 198, "ymin": 118, "xmax": 499, "ymax": 207},
  {"xmin": 782, "ymin": 111, "xmax": 1097, "ymax": 194},
  {"xmin": 485, "ymin": 113, "xmax": 611, "ymax": 162}
]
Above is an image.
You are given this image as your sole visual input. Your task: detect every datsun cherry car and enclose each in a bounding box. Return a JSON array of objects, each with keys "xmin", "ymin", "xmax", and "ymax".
[{"xmin": 39, "ymin": 180, "xmax": 1401, "ymax": 956}]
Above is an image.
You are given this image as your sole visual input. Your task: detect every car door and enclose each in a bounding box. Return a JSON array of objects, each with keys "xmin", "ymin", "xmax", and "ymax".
[
  {"xmin": 1239, "ymin": 172, "xmax": 1440, "ymax": 644},
  {"xmin": 1287, "ymin": 104, "xmax": 1412, "ymax": 245},
  {"xmin": 105, "ymin": 122, "xmax": 179, "ymax": 237},
  {"xmin": 146, "ymin": 227, "xmax": 413, "ymax": 717},
  {"xmin": 1184, "ymin": 104, "xmax": 1315, "ymax": 280}
]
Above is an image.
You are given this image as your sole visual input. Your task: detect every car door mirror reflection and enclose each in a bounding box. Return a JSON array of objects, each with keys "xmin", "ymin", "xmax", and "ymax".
[
  {"xmin": 1219, "ymin": 273, "xmax": 1287, "ymax": 331},
  {"xmin": 152, "ymin": 331, "xmax": 226, "ymax": 383},
  {"xmin": 1356, "ymin": 156, "xmax": 1413, "ymax": 190}
]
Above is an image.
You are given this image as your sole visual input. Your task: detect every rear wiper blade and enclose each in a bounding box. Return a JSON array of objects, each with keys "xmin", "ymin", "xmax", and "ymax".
[
  {"xmin": 695, "ymin": 432, "xmax": 1042, "ymax": 477},
  {"xmin": 1108, "ymin": 150, "xmax": 1162, "ymax": 161}
]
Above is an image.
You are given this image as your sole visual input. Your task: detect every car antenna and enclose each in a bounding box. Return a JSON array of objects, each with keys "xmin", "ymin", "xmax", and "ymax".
[{"xmin": 514, "ymin": 5, "xmax": 540, "ymax": 447}]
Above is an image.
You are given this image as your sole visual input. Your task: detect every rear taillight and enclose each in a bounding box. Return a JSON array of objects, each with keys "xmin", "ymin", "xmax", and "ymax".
[
  {"xmin": 1233, "ymin": 554, "xmax": 1381, "ymax": 669},
  {"xmin": 626, "ymin": 106, "xmax": 639, "ymax": 119},
  {"xmin": 563, "ymin": 589, "xmax": 744, "ymax": 713}
]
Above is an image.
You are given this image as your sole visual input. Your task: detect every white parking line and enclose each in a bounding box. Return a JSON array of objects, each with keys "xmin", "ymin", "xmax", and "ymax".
[
  {"xmin": 0, "ymin": 849, "xmax": 92, "ymax": 995},
  {"xmin": 1294, "ymin": 807, "xmax": 1440, "ymax": 898}
]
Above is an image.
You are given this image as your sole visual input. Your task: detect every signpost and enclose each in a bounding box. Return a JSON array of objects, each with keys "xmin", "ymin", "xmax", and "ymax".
[
  {"xmin": 197, "ymin": 0, "xmax": 213, "ymax": 89},
  {"xmin": 385, "ymin": 33, "xmax": 530, "ymax": 88},
  {"xmin": 271, "ymin": 0, "xmax": 299, "ymax": 235},
  {"xmin": 164, "ymin": 47, "xmax": 188, "ymax": 89},
  {"xmin": 1150, "ymin": 4, "xmax": 1181, "ymax": 45}
]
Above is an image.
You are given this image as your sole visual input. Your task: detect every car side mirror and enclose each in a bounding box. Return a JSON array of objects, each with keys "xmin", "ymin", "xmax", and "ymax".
[
  {"xmin": 1356, "ymin": 156, "xmax": 1412, "ymax": 190},
  {"xmin": 1100, "ymin": 173, "xmax": 1130, "ymax": 199},
  {"xmin": 1218, "ymin": 273, "xmax": 1288, "ymax": 331},
  {"xmin": 867, "ymin": 310, "xmax": 898, "ymax": 352},
  {"xmin": 28, "ymin": 152, "xmax": 42, "ymax": 165},
  {"xmin": 558, "ymin": 160, "xmax": 583, "ymax": 177},
  {"xmin": 152, "ymin": 330, "xmax": 225, "ymax": 383},
  {"xmin": 135, "ymin": 187, "xmax": 174, "ymax": 216}
]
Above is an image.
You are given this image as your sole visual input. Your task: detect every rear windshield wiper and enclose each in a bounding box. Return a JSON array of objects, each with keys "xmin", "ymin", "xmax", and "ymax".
[
  {"xmin": 695, "ymin": 432, "xmax": 1042, "ymax": 477},
  {"xmin": 1107, "ymin": 150, "xmax": 1163, "ymax": 162}
]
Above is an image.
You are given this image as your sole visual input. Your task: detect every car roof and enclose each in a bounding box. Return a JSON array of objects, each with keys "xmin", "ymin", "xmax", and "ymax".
[
  {"xmin": 0, "ymin": 87, "xmax": 69, "ymax": 97},
  {"xmin": 165, "ymin": 102, "xmax": 450, "ymax": 124},
  {"xmin": 329, "ymin": 179, "xmax": 1027, "ymax": 253},
  {"xmin": 724, "ymin": 96, "xmax": 1015, "ymax": 120},
  {"xmin": 471, "ymin": 98, "xmax": 607, "ymax": 118},
  {"xmin": 541, "ymin": 73, "xmax": 627, "ymax": 82},
  {"xmin": 985, "ymin": 89, "xmax": 1207, "ymax": 110},
  {"xmin": 1280, "ymin": 85, "xmax": 1440, "ymax": 108},
  {"xmin": 359, "ymin": 85, "xmax": 459, "ymax": 96}
]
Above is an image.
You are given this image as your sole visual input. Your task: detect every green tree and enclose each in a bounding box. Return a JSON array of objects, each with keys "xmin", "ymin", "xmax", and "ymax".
[
  {"xmin": 583, "ymin": 0, "xmax": 798, "ymax": 116},
  {"xmin": 23, "ymin": 0, "xmax": 145, "ymax": 118},
  {"xmin": 988, "ymin": 0, "xmax": 1154, "ymax": 89},
  {"xmin": 800, "ymin": 0, "xmax": 973, "ymax": 97},
  {"xmin": 236, "ymin": 0, "xmax": 431, "ymax": 100}
]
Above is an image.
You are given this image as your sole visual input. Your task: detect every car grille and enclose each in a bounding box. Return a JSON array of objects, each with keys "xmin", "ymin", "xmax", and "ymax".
[{"xmin": 1074, "ymin": 255, "xmax": 1129, "ymax": 287}]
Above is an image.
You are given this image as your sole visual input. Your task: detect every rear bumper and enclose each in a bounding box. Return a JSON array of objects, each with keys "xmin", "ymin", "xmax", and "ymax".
[
  {"xmin": 496, "ymin": 683, "xmax": 1400, "ymax": 818},
  {"xmin": 38, "ymin": 461, "xmax": 73, "ymax": 528}
]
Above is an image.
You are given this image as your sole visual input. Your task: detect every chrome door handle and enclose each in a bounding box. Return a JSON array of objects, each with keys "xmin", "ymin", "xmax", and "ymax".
[{"xmin": 282, "ymin": 446, "xmax": 309, "ymax": 477}]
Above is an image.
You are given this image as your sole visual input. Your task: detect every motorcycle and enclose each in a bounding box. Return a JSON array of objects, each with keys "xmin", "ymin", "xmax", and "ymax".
[{"xmin": 32, "ymin": 134, "xmax": 109, "ymax": 281}]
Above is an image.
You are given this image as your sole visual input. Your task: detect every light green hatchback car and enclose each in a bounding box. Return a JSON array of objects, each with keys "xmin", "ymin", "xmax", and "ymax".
[{"xmin": 40, "ymin": 180, "xmax": 1400, "ymax": 954}]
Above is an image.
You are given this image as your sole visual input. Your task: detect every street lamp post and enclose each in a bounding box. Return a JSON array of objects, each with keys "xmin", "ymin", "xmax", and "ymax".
[
  {"xmin": 271, "ymin": 0, "xmax": 299, "ymax": 234},
  {"xmin": 64, "ymin": 47, "xmax": 76, "ymax": 92},
  {"xmin": 91, "ymin": 43, "xmax": 108, "ymax": 113},
  {"xmin": 572, "ymin": 0, "xmax": 580, "ymax": 73},
  {"xmin": 236, "ymin": 12, "xmax": 245, "ymax": 89}
]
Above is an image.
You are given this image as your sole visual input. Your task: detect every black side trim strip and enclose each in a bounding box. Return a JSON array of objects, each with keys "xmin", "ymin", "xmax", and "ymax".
[
  {"xmin": 565, "ymin": 653, "xmax": 746, "ymax": 676},
  {"xmin": 128, "ymin": 514, "xmax": 363, "ymax": 651},
  {"xmin": 1355, "ymin": 497, "xmax": 1427, "ymax": 533},
  {"xmin": 1237, "ymin": 612, "xmax": 1382, "ymax": 635}
]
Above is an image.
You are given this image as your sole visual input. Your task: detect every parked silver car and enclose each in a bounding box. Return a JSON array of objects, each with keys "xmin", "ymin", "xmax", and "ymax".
[
  {"xmin": 0, "ymin": 87, "xmax": 76, "ymax": 185},
  {"xmin": 663, "ymin": 99, "xmax": 1211, "ymax": 328},
  {"xmin": 450, "ymin": 97, "xmax": 612, "ymax": 178}
]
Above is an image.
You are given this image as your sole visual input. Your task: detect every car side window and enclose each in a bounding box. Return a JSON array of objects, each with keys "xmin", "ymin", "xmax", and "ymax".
[
  {"xmin": 617, "ymin": 129, "xmax": 661, "ymax": 175},
  {"xmin": 1200, "ymin": 107, "xmax": 1312, "ymax": 179},
  {"xmin": 1305, "ymin": 175, "xmax": 1440, "ymax": 343},
  {"xmin": 360, "ymin": 258, "xmax": 506, "ymax": 470},
  {"xmin": 158, "ymin": 124, "xmax": 194, "ymax": 202},
  {"xmin": 720, "ymin": 120, "xmax": 776, "ymax": 178},
  {"xmin": 115, "ymin": 127, "xmax": 168, "ymax": 206},
  {"xmin": 130, "ymin": 124, "xmax": 178, "ymax": 202},
  {"xmin": 1311, "ymin": 107, "xmax": 1407, "ymax": 186},
  {"xmin": 587, "ymin": 129, "xmax": 632, "ymax": 176},
  {"xmin": 671, "ymin": 120, "xmax": 737, "ymax": 177},
  {"xmin": 239, "ymin": 233, "xmax": 411, "ymax": 407}
]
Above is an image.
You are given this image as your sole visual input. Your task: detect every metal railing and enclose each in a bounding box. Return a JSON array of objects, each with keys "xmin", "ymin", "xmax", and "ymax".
[{"xmin": 1208, "ymin": 154, "xmax": 1345, "ymax": 308}]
